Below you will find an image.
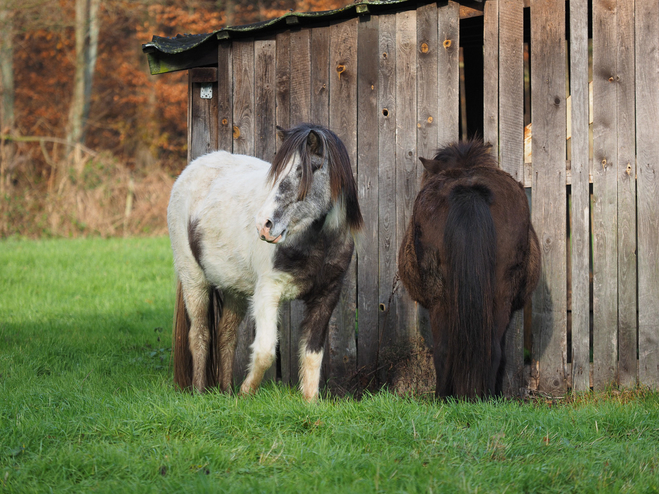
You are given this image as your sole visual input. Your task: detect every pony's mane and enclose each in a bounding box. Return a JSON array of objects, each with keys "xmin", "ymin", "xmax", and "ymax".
[
  {"xmin": 269, "ymin": 123, "xmax": 363, "ymax": 234},
  {"xmin": 432, "ymin": 140, "xmax": 497, "ymax": 170}
]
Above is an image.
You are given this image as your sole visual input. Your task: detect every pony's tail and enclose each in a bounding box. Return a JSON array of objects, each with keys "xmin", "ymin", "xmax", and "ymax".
[
  {"xmin": 172, "ymin": 279, "xmax": 222, "ymax": 391},
  {"xmin": 443, "ymin": 183, "xmax": 496, "ymax": 399}
]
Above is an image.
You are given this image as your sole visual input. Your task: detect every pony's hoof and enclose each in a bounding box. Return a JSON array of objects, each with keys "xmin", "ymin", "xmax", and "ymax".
[{"xmin": 239, "ymin": 381, "xmax": 257, "ymax": 397}]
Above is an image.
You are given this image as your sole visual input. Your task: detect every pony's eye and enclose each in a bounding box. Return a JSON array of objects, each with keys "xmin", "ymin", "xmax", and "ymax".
[{"xmin": 311, "ymin": 159, "xmax": 323, "ymax": 172}]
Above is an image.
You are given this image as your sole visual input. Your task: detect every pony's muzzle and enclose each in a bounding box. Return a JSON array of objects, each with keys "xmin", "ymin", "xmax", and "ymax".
[{"xmin": 257, "ymin": 219, "xmax": 284, "ymax": 244}]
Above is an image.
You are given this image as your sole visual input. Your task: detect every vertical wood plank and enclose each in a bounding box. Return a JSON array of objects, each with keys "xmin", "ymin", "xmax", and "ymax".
[
  {"xmin": 232, "ymin": 40, "xmax": 255, "ymax": 156},
  {"xmin": 377, "ymin": 13, "xmax": 398, "ymax": 378},
  {"xmin": 357, "ymin": 14, "xmax": 380, "ymax": 377},
  {"xmin": 395, "ymin": 9, "xmax": 417, "ymax": 349},
  {"xmin": 616, "ymin": 0, "xmax": 637, "ymax": 388},
  {"xmin": 231, "ymin": 39, "xmax": 255, "ymax": 384},
  {"xmin": 328, "ymin": 18, "xmax": 358, "ymax": 393},
  {"xmin": 290, "ymin": 29, "xmax": 312, "ymax": 124},
  {"xmin": 437, "ymin": 1, "xmax": 460, "ymax": 145},
  {"xmin": 483, "ymin": 0, "xmax": 499, "ymax": 155},
  {"xmin": 275, "ymin": 31, "xmax": 292, "ymax": 386},
  {"xmin": 498, "ymin": 0, "xmax": 525, "ymax": 395},
  {"xmin": 569, "ymin": 0, "xmax": 591, "ymax": 392},
  {"xmin": 189, "ymin": 73, "xmax": 218, "ymax": 161},
  {"xmin": 311, "ymin": 27, "xmax": 330, "ymax": 126},
  {"xmin": 530, "ymin": 0, "xmax": 568, "ymax": 396},
  {"xmin": 416, "ymin": 2, "xmax": 438, "ymax": 160},
  {"xmin": 592, "ymin": 0, "xmax": 618, "ymax": 390},
  {"xmin": 636, "ymin": 0, "xmax": 659, "ymax": 388},
  {"xmin": 218, "ymin": 42, "xmax": 233, "ymax": 152},
  {"xmin": 254, "ymin": 38, "xmax": 277, "ymax": 384}
]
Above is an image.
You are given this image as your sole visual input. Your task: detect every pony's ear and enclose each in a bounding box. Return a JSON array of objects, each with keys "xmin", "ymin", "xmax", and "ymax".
[
  {"xmin": 276, "ymin": 125, "xmax": 287, "ymax": 142},
  {"xmin": 306, "ymin": 130, "xmax": 323, "ymax": 156},
  {"xmin": 419, "ymin": 157, "xmax": 445, "ymax": 174}
]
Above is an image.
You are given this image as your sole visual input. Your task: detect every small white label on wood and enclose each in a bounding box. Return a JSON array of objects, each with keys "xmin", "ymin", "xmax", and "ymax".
[{"xmin": 200, "ymin": 84, "xmax": 213, "ymax": 99}]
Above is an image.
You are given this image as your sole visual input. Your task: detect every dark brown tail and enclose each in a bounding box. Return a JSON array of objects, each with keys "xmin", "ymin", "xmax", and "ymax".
[
  {"xmin": 172, "ymin": 279, "xmax": 222, "ymax": 390},
  {"xmin": 443, "ymin": 183, "xmax": 496, "ymax": 398}
]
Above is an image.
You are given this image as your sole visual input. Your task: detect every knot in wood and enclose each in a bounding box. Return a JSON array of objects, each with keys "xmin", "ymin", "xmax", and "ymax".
[
  {"xmin": 421, "ymin": 42, "xmax": 429, "ymax": 53},
  {"xmin": 427, "ymin": 116, "xmax": 433, "ymax": 124},
  {"xmin": 233, "ymin": 126, "xmax": 240, "ymax": 139},
  {"xmin": 336, "ymin": 64, "xmax": 346, "ymax": 79},
  {"xmin": 382, "ymin": 108, "xmax": 389, "ymax": 117},
  {"xmin": 443, "ymin": 39, "xmax": 452, "ymax": 49},
  {"xmin": 221, "ymin": 118, "xmax": 228, "ymax": 126}
]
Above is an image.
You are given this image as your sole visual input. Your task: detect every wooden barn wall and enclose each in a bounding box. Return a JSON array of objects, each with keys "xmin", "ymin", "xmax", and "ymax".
[{"xmin": 186, "ymin": 0, "xmax": 659, "ymax": 396}]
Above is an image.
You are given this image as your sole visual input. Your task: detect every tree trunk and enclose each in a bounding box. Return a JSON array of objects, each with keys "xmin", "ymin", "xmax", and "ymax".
[
  {"xmin": 66, "ymin": 0, "xmax": 100, "ymax": 146},
  {"xmin": 0, "ymin": 9, "xmax": 14, "ymax": 133}
]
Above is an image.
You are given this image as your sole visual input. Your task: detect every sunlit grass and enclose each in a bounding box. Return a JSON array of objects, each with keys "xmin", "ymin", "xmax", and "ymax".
[{"xmin": 1, "ymin": 237, "xmax": 658, "ymax": 492}]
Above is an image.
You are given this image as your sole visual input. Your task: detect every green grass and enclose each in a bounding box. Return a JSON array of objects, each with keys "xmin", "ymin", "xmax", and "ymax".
[{"xmin": 1, "ymin": 237, "xmax": 659, "ymax": 493}]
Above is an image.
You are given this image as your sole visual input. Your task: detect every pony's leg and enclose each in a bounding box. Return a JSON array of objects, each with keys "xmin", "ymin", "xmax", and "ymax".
[
  {"xmin": 430, "ymin": 306, "xmax": 452, "ymax": 398},
  {"xmin": 491, "ymin": 302, "xmax": 512, "ymax": 396},
  {"xmin": 298, "ymin": 287, "xmax": 343, "ymax": 402},
  {"xmin": 181, "ymin": 281, "xmax": 211, "ymax": 393},
  {"xmin": 217, "ymin": 295, "xmax": 246, "ymax": 393},
  {"xmin": 239, "ymin": 281, "xmax": 281, "ymax": 396}
]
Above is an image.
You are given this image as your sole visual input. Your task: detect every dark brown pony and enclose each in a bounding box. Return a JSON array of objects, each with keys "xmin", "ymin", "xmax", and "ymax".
[{"xmin": 398, "ymin": 141, "xmax": 540, "ymax": 399}]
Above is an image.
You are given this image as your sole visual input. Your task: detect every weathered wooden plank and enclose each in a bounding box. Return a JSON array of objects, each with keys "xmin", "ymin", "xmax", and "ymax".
[
  {"xmin": 231, "ymin": 39, "xmax": 255, "ymax": 384},
  {"xmin": 616, "ymin": 0, "xmax": 637, "ymax": 388},
  {"xmin": 568, "ymin": 0, "xmax": 591, "ymax": 392},
  {"xmin": 255, "ymin": 38, "xmax": 276, "ymax": 163},
  {"xmin": 636, "ymin": 0, "xmax": 659, "ymax": 388},
  {"xmin": 328, "ymin": 18, "xmax": 359, "ymax": 393},
  {"xmin": 231, "ymin": 39, "xmax": 255, "ymax": 157},
  {"xmin": 290, "ymin": 29, "xmax": 312, "ymax": 124},
  {"xmin": 188, "ymin": 73, "xmax": 218, "ymax": 161},
  {"xmin": 217, "ymin": 41, "xmax": 233, "ymax": 152},
  {"xmin": 356, "ymin": 14, "xmax": 380, "ymax": 379},
  {"xmin": 498, "ymin": 0, "xmax": 525, "ymax": 395},
  {"xmin": 592, "ymin": 0, "xmax": 618, "ymax": 390},
  {"xmin": 275, "ymin": 31, "xmax": 293, "ymax": 386},
  {"xmin": 311, "ymin": 27, "xmax": 330, "ymax": 127},
  {"xmin": 483, "ymin": 0, "xmax": 498, "ymax": 155},
  {"xmin": 377, "ymin": 13, "xmax": 398, "ymax": 380},
  {"xmin": 395, "ymin": 9, "xmax": 418, "ymax": 351},
  {"xmin": 416, "ymin": 2, "xmax": 438, "ymax": 161},
  {"xmin": 437, "ymin": 1, "xmax": 460, "ymax": 145},
  {"xmin": 530, "ymin": 0, "xmax": 568, "ymax": 396}
]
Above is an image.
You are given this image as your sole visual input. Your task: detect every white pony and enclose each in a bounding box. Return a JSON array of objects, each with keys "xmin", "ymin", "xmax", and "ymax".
[{"xmin": 168, "ymin": 123, "xmax": 362, "ymax": 401}]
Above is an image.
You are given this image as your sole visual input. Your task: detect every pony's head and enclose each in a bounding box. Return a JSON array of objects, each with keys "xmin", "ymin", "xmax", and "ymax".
[
  {"xmin": 255, "ymin": 123, "xmax": 362, "ymax": 244},
  {"xmin": 419, "ymin": 140, "xmax": 497, "ymax": 177}
]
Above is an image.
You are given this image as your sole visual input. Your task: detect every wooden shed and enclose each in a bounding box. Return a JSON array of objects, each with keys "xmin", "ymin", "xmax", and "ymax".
[{"xmin": 143, "ymin": 0, "xmax": 659, "ymax": 397}]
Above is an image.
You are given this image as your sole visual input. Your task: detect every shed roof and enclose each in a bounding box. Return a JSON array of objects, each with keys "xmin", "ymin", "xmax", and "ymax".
[{"xmin": 142, "ymin": 0, "xmax": 483, "ymax": 75}]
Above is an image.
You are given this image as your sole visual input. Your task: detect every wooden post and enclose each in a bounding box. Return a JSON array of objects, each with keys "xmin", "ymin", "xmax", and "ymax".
[{"xmin": 530, "ymin": 0, "xmax": 568, "ymax": 396}]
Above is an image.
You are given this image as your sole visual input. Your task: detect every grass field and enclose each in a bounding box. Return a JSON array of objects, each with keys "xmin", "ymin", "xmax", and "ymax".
[{"xmin": 1, "ymin": 237, "xmax": 658, "ymax": 493}]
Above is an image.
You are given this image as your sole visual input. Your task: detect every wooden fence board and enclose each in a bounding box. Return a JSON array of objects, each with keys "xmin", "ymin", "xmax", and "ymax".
[
  {"xmin": 275, "ymin": 31, "xmax": 293, "ymax": 386},
  {"xmin": 483, "ymin": 0, "xmax": 498, "ymax": 156},
  {"xmin": 394, "ymin": 9, "xmax": 418, "ymax": 349},
  {"xmin": 377, "ymin": 13, "xmax": 397, "ymax": 378},
  {"xmin": 437, "ymin": 1, "xmax": 460, "ymax": 145},
  {"xmin": 189, "ymin": 70, "xmax": 218, "ymax": 161},
  {"xmin": 290, "ymin": 29, "xmax": 311, "ymax": 124},
  {"xmin": 231, "ymin": 39, "xmax": 255, "ymax": 384},
  {"xmin": 328, "ymin": 18, "xmax": 359, "ymax": 392},
  {"xmin": 311, "ymin": 28, "xmax": 330, "ymax": 127},
  {"xmin": 636, "ymin": 0, "xmax": 659, "ymax": 388},
  {"xmin": 530, "ymin": 0, "xmax": 567, "ymax": 396},
  {"xmin": 592, "ymin": 0, "xmax": 618, "ymax": 390},
  {"xmin": 568, "ymin": 0, "xmax": 591, "ymax": 392},
  {"xmin": 217, "ymin": 42, "xmax": 233, "ymax": 152},
  {"xmin": 498, "ymin": 0, "xmax": 524, "ymax": 395},
  {"xmin": 357, "ymin": 14, "xmax": 380, "ymax": 378},
  {"xmin": 416, "ymin": 2, "xmax": 438, "ymax": 161},
  {"xmin": 616, "ymin": 0, "xmax": 637, "ymax": 388}
]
